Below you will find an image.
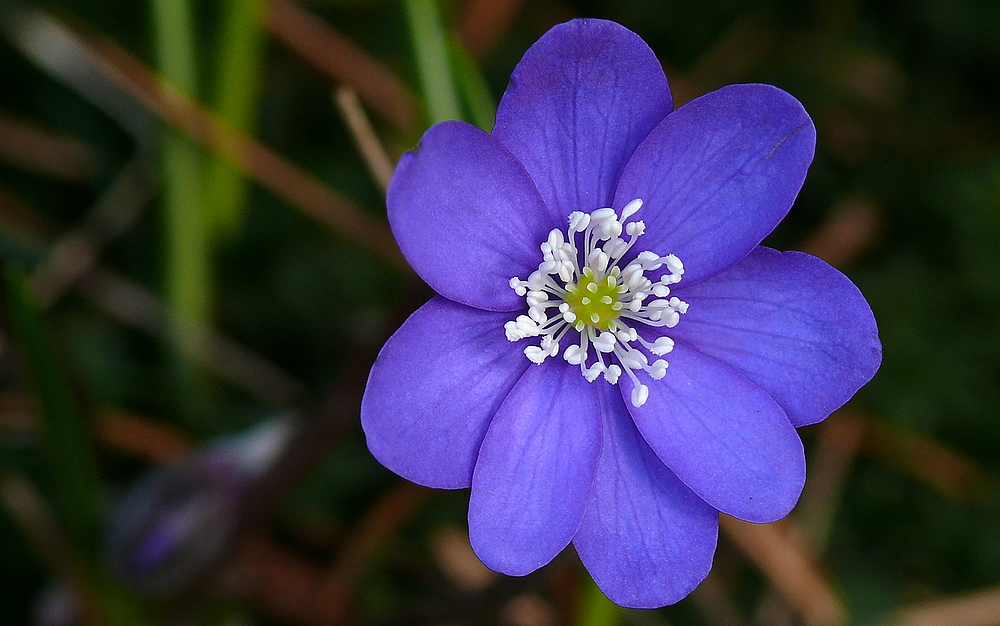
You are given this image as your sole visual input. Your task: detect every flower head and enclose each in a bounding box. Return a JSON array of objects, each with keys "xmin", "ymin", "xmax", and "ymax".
[{"xmin": 362, "ymin": 18, "xmax": 881, "ymax": 608}]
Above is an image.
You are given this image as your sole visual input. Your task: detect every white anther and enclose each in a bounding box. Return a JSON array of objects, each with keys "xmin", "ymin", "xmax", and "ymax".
[
  {"xmin": 620, "ymin": 351, "xmax": 646, "ymax": 369},
  {"xmin": 564, "ymin": 344, "xmax": 584, "ymax": 365},
  {"xmin": 569, "ymin": 211, "xmax": 591, "ymax": 232},
  {"xmin": 591, "ymin": 207, "xmax": 616, "ymax": 223},
  {"xmin": 528, "ymin": 305, "xmax": 547, "ymax": 323},
  {"xmin": 637, "ymin": 250, "xmax": 662, "ymax": 270},
  {"xmin": 540, "ymin": 335, "xmax": 559, "ymax": 355},
  {"xmin": 583, "ymin": 362, "xmax": 605, "ymax": 382},
  {"xmin": 526, "ymin": 290, "xmax": 548, "ymax": 306},
  {"xmin": 587, "ymin": 249, "xmax": 609, "ymax": 273},
  {"xmin": 621, "ymin": 198, "xmax": 643, "ymax": 220},
  {"xmin": 649, "ymin": 336, "xmax": 674, "ymax": 355},
  {"xmin": 631, "ymin": 384, "xmax": 650, "ymax": 407},
  {"xmin": 625, "ymin": 221, "xmax": 645, "ymax": 236},
  {"xmin": 547, "ymin": 229, "xmax": 564, "ymax": 250},
  {"xmin": 509, "ymin": 277, "xmax": 528, "ymax": 296},
  {"xmin": 558, "ymin": 263, "xmax": 574, "ymax": 283},
  {"xmin": 527, "ymin": 271, "xmax": 545, "ymax": 290},
  {"xmin": 605, "ymin": 237, "xmax": 629, "ymax": 258},
  {"xmin": 593, "ymin": 332, "xmax": 616, "ymax": 353},
  {"xmin": 603, "ymin": 365, "xmax": 622, "ymax": 384},
  {"xmin": 652, "ymin": 284, "xmax": 670, "ymax": 297},
  {"xmin": 562, "ymin": 310, "xmax": 577, "ymax": 323},
  {"xmin": 665, "ymin": 254, "xmax": 684, "ymax": 274},
  {"xmin": 524, "ymin": 345, "xmax": 548, "ymax": 364},
  {"xmin": 663, "ymin": 310, "xmax": 680, "ymax": 327},
  {"xmin": 648, "ymin": 360, "xmax": 668, "ymax": 380}
]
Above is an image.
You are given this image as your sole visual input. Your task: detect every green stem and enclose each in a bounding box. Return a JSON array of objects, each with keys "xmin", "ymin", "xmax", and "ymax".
[
  {"xmin": 207, "ymin": 0, "xmax": 269, "ymax": 235},
  {"xmin": 150, "ymin": 0, "xmax": 211, "ymax": 411},
  {"xmin": 578, "ymin": 574, "xmax": 623, "ymax": 626},
  {"xmin": 403, "ymin": 0, "xmax": 462, "ymax": 124},
  {"xmin": 2, "ymin": 268, "xmax": 101, "ymax": 550},
  {"xmin": 448, "ymin": 32, "xmax": 496, "ymax": 131}
]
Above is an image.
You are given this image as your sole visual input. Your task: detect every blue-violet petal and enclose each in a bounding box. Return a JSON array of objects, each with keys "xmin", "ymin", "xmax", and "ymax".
[
  {"xmin": 671, "ymin": 246, "xmax": 882, "ymax": 427},
  {"xmin": 361, "ymin": 296, "xmax": 529, "ymax": 489},
  {"xmin": 614, "ymin": 84, "xmax": 816, "ymax": 286},
  {"xmin": 622, "ymin": 342, "xmax": 806, "ymax": 523},
  {"xmin": 574, "ymin": 384, "xmax": 718, "ymax": 609},
  {"xmin": 469, "ymin": 359, "xmax": 602, "ymax": 576},
  {"xmin": 493, "ymin": 18, "xmax": 672, "ymax": 224},
  {"xmin": 387, "ymin": 121, "xmax": 553, "ymax": 311}
]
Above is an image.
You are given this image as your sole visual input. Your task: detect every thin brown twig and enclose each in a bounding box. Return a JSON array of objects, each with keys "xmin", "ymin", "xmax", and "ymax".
[
  {"xmin": 0, "ymin": 390, "xmax": 192, "ymax": 462},
  {"xmin": 796, "ymin": 408, "xmax": 868, "ymax": 551},
  {"xmin": 333, "ymin": 85, "xmax": 395, "ymax": 192},
  {"xmin": 0, "ymin": 110, "xmax": 98, "ymax": 182},
  {"xmin": 31, "ymin": 153, "xmax": 156, "ymax": 308},
  {"xmin": 720, "ymin": 515, "xmax": 847, "ymax": 626},
  {"xmin": 59, "ymin": 15, "xmax": 409, "ymax": 272},
  {"xmin": 797, "ymin": 194, "xmax": 883, "ymax": 269},
  {"xmin": 306, "ymin": 481, "xmax": 432, "ymax": 624},
  {"xmin": 863, "ymin": 415, "xmax": 989, "ymax": 501},
  {"xmin": 266, "ymin": 0, "xmax": 420, "ymax": 133},
  {"xmin": 890, "ymin": 584, "xmax": 1000, "ymax": 626}
]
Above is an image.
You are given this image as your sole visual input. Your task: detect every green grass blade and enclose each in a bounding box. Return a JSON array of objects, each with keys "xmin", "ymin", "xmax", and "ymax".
[
  {"xmin": 150, "ymin": 0, "xmax": 212, "ymax": 413},
  {"xmin": 448, "ymin": 32, "xmax": 496, "ymax": 131},
  {"xmin": 578, "ymin": 574, "xmax": 623, "ymax": 626},
  {"xmin": 1, "ymin": 268, "xmax": 101, "ymax": 550},
  {"xmin": 206, "ymin": 0, "xmax": 269, "ymax": 235},
  {"xmin": 403, "ymin": 0, "xmax": 462, "ymax": 124}
]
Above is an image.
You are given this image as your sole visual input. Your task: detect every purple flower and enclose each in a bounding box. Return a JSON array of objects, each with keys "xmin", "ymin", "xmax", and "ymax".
[{"xmin": 361, "ymin": 18, "xmax": 880, "ymax": 608}]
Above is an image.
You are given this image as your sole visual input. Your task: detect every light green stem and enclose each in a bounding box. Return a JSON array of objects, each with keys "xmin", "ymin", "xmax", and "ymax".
[
  {"xmin": 150, "ymin": 0, "xmax": 211, "ymax": 409},
  {"xmin": 207, "ymin": 0, "xmax": 269, "ymax": 234},
  {"xmin": 403, "ymin": 0, "xmax": 462, "ymax": 124},
  {"xmin": 448, "ymin": 32, "xmax": 496, "ymax": 131}
]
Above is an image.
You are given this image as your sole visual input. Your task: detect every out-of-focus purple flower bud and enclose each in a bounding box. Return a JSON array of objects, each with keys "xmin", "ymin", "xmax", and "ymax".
[{"xmin": 103, "ymin": 417, "xmax": 295, "ymax": 598}]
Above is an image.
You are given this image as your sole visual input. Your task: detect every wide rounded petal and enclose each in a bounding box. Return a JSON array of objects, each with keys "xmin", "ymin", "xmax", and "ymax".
[
  {"xmin": 493, "ymin": 18, "xmax": 672, "ymax": 224},
  {"xmin": 361, "ymin": 296, "xmax": 529, "ymax": 489},
  {"xmin": 614, "ymin": 84, "xmax": 816, "ymax": 286},
  {"xmin": 469, "ymin": 360, "xmax": 601, "ymax": 576},
  {"xmin": 573, "ymin": 384, "xmax": 718, "ymax": 608},
  {"xmin": 387, "ymin": 121, "xmax": 553, "ymax": 311},
  {"xmin": 672, "ymin": 247, "xmax": 881, "ymax": 427},
  {"xmin": 622, "ymin": 343, "xmax": 805, "ymax": 523}
]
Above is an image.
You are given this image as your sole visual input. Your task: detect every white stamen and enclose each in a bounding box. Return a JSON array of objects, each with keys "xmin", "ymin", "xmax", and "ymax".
[
  {"xmin": 621, "ymin": 198, "xmax": 643, "ymax": 220},
  {"xmin": 631, "ymin": 384, "xmax": 650, "ymax": 407},
  {"xmin": 504, "ymin": 199, "xmax": 688, "ymax": 405}
]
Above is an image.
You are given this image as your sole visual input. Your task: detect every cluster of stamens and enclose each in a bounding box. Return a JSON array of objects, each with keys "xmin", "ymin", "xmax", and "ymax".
[{"xmin": 504, "ymin": 199, "xmax": 687, "ymax": 407}]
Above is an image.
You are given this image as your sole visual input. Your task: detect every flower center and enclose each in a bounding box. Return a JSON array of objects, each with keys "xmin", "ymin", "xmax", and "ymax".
[
  {"xmin": 504, "ymin": 199, "xmax": 688, "ymax": 407},
  {"xmin": 563, "ymin": 270, "xmax": 621, "ymax": 331}
]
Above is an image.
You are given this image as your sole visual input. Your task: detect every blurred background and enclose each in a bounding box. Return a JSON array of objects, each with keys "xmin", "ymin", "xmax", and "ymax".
[{"xmin": 0, "ymin": 0, "xmax": 998, "ymax": 624}]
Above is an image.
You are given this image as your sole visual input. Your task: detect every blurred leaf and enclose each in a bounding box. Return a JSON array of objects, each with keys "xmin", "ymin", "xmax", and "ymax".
[
  {"xmin": 403, "ymin": 0, "xmax": 462, "ymax": 125},
  {"xmin": 1, "ymin": 268, "xmax": 101, "ymax": 550},
  {"xmin": 578, "ymin": 574, "xmax": 623, "ymax": 626},
  {"xmin": 150, "ymin": 0, "xmax": 212, "ymax": 416},
  {"xmin": 206, "ymin": 0, "xmax": 270, "ymax": 235},
  {"xmin": 448, "ymin": 32, "xmax": 496, "ymax": 131}
]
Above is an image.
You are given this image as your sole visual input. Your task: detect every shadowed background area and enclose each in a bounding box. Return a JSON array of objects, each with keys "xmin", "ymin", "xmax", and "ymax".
[{"xmin": 0, "ymin": 0, "xmax": 998, "ymax": 624}]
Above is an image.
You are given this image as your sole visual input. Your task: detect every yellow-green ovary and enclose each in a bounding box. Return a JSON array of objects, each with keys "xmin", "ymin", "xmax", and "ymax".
[{"xmin": 564, "ymin": 270, "xmax": 624, "ymax": 331}]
